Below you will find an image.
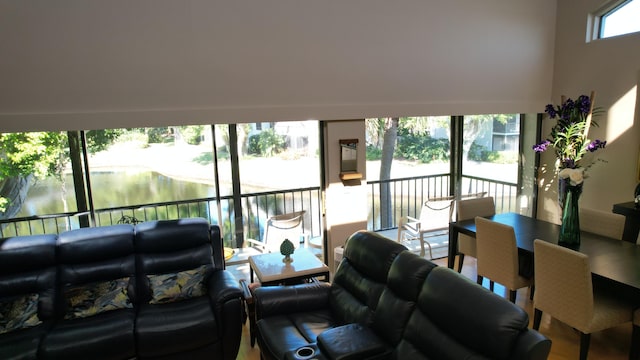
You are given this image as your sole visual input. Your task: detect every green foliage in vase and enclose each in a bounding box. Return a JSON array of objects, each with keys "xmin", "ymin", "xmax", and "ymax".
[{"xmin": 533, "ymin": 93, "xmax": 606, "ymax": 170}]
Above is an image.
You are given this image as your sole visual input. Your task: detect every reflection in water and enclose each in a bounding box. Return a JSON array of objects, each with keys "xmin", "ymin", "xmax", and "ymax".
[{"xmin": 17, "ymin": 171, "xmax": 217, "ymax": 217}]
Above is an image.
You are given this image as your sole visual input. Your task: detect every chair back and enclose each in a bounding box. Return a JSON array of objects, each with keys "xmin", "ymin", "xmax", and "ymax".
[
  {"xmin": 456, "ymin": 196, "xmax": 495, "ymax": 257},
  {"xmin": 0, "ymin": 235, "xmax": 57, "ymax": 332},
  {"xmin": 263, "ymin": 210, "xmax": 306, "ymax": 253},
  {"xmin": 135, "ymin": 218, "xmax": 214, "ymax": 304},
  {"xmin": 417, "ymin": 195, "xmax": 455, "ymax": 232},
  {"xmin": 331, "ymin": 230, "xmax": 408, "ymax": 325},
  {"xmin": 579, "ymin": 207, "xmax": 625, "ymax": 240},
  {"xmin": 533, "ymin": 239, "xmax": 594, "ymax": 329},
  {"xmin": 475, "ymin": 217, "xmax": 519, "ymax": 286},
  {"xmin": 457, "ymin": 196, "xmax": 495, "ymax": 221}
]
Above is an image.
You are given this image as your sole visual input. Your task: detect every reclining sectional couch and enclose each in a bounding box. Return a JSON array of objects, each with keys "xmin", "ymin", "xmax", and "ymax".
[
  {"xmin": 0, "ymin": 218, "xmax": 243, "ymax": 360},
  {"xmin": 254, "ymin": 230, "xmax": 552, "ymax": 360}
]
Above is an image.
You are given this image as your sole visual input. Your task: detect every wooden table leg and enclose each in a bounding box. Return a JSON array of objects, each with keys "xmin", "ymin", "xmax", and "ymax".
[{"xmin": 448, "ymin": 224, "xmax": 458, "ymax": 269}]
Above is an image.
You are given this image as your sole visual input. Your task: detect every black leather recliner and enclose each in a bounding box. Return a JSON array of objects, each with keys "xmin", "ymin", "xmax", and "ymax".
[
  {"xmin": 254, "ymin": 230, "xmax": 408, "ymax": 359},
  {"xmin": 0, "ymin": 218, "xmax": 243, "ymax": 360},
  {"xmin": 40, "ymin": 224, "xmax": 137, "ymax": 360},
  {"xmin": 135, "ymin": 219, "xmax": 243, "ymax": 359},
  {"xmin": 0, "ymin": 235, "xmax": 57, "ymax": 360},
  {"xmin": 254, "ymin": 230, "xmax": 552, "ymax": 360}
]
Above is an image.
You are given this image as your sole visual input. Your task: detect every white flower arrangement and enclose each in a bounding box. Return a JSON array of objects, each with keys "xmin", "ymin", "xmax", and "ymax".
[{"xmin": 558, "ymin": 168, "xmax": 584, "ymax": 186}]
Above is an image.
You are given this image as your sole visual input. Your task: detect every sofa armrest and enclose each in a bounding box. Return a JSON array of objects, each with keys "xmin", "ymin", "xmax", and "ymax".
[
  {"xmin": 511, "ymin": 329, "xmax": 552, "ymax": 360},
  {"xmin": 207, "ymin": 269, "xmax": 244, "ymax": 360},
  {"xmin": 210, "ymin": 225, "xmax": 225, "ymax": 270},
  {"xmin": 208, "ymin": 270, "xmax": 243, "ymax": 310},
  {"xmin": 254, "ymin": 281, "xmax": 331, "ymax": 319},
  {"xmin": 317, "ymin": 323, "xmax": 391, "ymax": 360}
]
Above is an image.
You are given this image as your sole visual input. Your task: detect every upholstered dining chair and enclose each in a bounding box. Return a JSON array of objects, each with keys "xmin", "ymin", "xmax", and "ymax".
[
  {"xmin": 474, "ymin": 216, "xmax": 533, "ymax": 303},
  {"xmin": 455, "ymin": 195, "xmax": 495, "ymax": 273},
  {"xmin": 533, "ymin": 239, "xmax": 636, "ymax": 360},
  {"xmin": 397, "ymin": 195, "xmax": 455, "ymax": 258},
  {"xmin": 579, "ymin": 207, "xmax": 626, "ymax": 240},
  {"xmin": 246, "ymin": 210, "xmax": 306, "ymax": 254}
]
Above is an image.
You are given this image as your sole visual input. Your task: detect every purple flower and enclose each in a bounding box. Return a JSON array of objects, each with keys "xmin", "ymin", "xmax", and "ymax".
[
  {"xmin": 561, "ymin": 99, "xmax": 575, "ymax": 121},
  {"xmin": 587, "ymin": 139, "xmax": 606, "ymax": 152},
  {"xmin": 545, "ymin": 104, "xmax": 557, "ymax": 118},
  {"xmin": 533, "ymin": 140, "xmax": 551, "ymax": 153},
  {"xmin": 536, "ymin": 93, "xmax": 605, "ymax": 170},
  {"xmin": 576, "ymin": 95, "xmax": 591, "ymax": 115},
  {"xmin": 564, "ymin": 99, "xmax": 575, "ymax": 109}
]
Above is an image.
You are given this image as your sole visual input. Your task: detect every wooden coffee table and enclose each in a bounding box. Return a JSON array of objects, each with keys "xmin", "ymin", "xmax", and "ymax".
[{"xmin": 249, "ymin": 248, "xmax": 330, "ymax": 285}]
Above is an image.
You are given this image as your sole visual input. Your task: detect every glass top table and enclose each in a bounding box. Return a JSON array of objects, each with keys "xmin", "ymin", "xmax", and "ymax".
[{"xmin": 249, "ymin": 248, "xmax": 330, "ymax": 286}]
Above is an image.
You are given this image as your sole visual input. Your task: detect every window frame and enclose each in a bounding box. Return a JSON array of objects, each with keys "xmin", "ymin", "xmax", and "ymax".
[{"xmin": 589, "ymin": 0, "xmax": 640, "ymax": 41}]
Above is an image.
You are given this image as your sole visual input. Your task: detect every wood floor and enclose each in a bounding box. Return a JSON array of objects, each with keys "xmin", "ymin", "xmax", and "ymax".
[{"xmin": 234, "ymin": 256, "xmax": 633, "ymax": 359}]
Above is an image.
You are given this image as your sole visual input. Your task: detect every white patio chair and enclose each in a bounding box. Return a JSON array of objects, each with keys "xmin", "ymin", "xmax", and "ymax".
[
  {"xmin": 246, "ymin": 210, "xmax": 306, "ymax": 254},
  {"xmin": 397, "ymin": 195, "xmax": 455, "ymax": 258}
]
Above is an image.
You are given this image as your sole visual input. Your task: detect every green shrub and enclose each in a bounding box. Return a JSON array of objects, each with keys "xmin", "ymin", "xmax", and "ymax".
[
  {"xmin": 248, "ymin": 129, "xmax": 285, "ymax": 156},
  {"xmin": 468, "ymin": 142, "xmax": 486, "ymax": 161},
  {"xmin": 468, "ymin": 142, "xmax": 517, "ymax": 163},
  {"xmin": 147, "ymin": 127, "xmax": 170, "ymax": 143},
  {"xmin": 395, "ymin": 129, "xmax": 450, "ymax": 163},
  {"xmin": 216, "ymin": 146, "xmax": 230, "ymax": 160},
  {"xmin": 366, "ymin": 145, "xmax": 382, "ymax": 160},
  {"xmin": 178, "ymin": 125, "xmax": 205, "ymax": 145}
]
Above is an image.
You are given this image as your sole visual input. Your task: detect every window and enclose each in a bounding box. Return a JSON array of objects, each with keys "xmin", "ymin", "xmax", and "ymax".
[
  {"xmin": 463, "ymin": 114, "xmax": 519, "ymax": 183},
  {"xmin": 491, "ymin": 117, "xmax": 520, "ymax": 152},
  {"xmin": 599, "ymin": 0, "xmax": 640, "ymax": 39},
  {"xmin": 2, "ymin": 123, "xmax": 323, "ymax": 247},
  {"xmin": 364, "ymin": 114, "xmax": 525, "ymax": 232},
  {"xmin": 365, "ymin": 117, "xmax": 451, "ymax": 230}
]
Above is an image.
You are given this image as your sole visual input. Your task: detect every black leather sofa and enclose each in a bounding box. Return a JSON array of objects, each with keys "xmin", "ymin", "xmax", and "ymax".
[
  {"xmin": 253, "ymin": 230, "xmax": 552, "ymax": 360},
  {"xmin": 0, "ymin": 218, "xmax": 243, "ymax": 360}
]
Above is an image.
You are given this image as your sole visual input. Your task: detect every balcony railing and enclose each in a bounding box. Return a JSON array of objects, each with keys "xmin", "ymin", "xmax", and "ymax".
[
  {"xmin": 0, "ymin": 187, "xmax": 322, "ymax": 249},
  {"xmin": 367, "ymin": 174, "xmax": 518, "ymax": 231},
  {"xmin": 0, "ymin": 175, "xmax": 517, "ymax": 244}
]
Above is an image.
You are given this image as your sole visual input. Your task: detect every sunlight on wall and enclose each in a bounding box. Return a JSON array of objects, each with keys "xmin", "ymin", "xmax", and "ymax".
[{"xmin": 607, "ymin": 86, "xmax": 638, "ymax": 142}]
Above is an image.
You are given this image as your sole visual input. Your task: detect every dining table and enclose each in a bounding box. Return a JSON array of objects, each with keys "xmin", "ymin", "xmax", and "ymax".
[{"xmin": 448, "ymin": 212, "xmax": 640, "ymax": 292}]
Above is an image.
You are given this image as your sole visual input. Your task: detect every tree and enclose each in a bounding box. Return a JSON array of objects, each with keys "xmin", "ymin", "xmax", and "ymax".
[
  {"xmin": 366, "ymin": 118, "xmax": 387, "ymax": 149},
  {"xmin": 175, "ymin": 125, "xmax": 205, "ymax": 145},
  {"xmin": 378, "ymin": 118, "xmax": 399, "ymax": 229},
  {"xmin": 0, "ymin": 130, "xmax": 122, "ymax": 220},
  {"xmin": 0, "ymin": 132, "xmax": 66, "ymax": 218}
]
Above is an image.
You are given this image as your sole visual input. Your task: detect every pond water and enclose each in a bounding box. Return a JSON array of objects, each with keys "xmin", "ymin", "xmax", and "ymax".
[{"xmin": 17, "ymin": 171, "xmax": 218, "ymax": 217}]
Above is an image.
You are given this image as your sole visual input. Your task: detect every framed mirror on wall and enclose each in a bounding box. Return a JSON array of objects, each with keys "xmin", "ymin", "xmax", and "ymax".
[{"xmin": 339, "ymin": 139, "xmax": 362, "ymax": 180}]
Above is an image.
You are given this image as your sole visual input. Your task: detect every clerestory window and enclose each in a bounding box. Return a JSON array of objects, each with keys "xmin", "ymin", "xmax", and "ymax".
[{"xmin": 598, "ymin": 0, "xmax": 640, "ymax": 39}]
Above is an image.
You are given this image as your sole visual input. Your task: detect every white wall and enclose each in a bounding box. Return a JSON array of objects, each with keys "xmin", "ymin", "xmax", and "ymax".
[
  {"xmin": 0, "ymin": 0, "xmax": 556, "ymax": 132},
  {"xmin": 536, "ymin": 0, "xmax": 640, "ymax": 223},
  {"xmin": 323, "ymin": 120, "xmax": 368, "ymax": 273}
]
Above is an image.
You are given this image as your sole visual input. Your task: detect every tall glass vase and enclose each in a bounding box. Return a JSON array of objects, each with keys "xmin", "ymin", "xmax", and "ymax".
[{"xmin": 559, "ymin": 182, "xmax": 582, "ymax": 248}]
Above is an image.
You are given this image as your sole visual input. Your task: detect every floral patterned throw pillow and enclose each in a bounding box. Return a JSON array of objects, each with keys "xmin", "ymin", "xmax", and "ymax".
[
  {"xmin": 64, "ymin": 277, "xmax": 132, "ymax": 320},
  {"xmin": 0, "ymin": 294, "xmax": 42, "ymax": 334},
  {"xmin": 148, "ymin": 265, "xmax": 207, "ymax": 304}
]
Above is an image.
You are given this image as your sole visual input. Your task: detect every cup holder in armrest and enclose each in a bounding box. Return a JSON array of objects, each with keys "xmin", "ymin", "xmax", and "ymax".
[{"xmin": 294, "ymin": 346, "xmax": 315, "ymax": 359}]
